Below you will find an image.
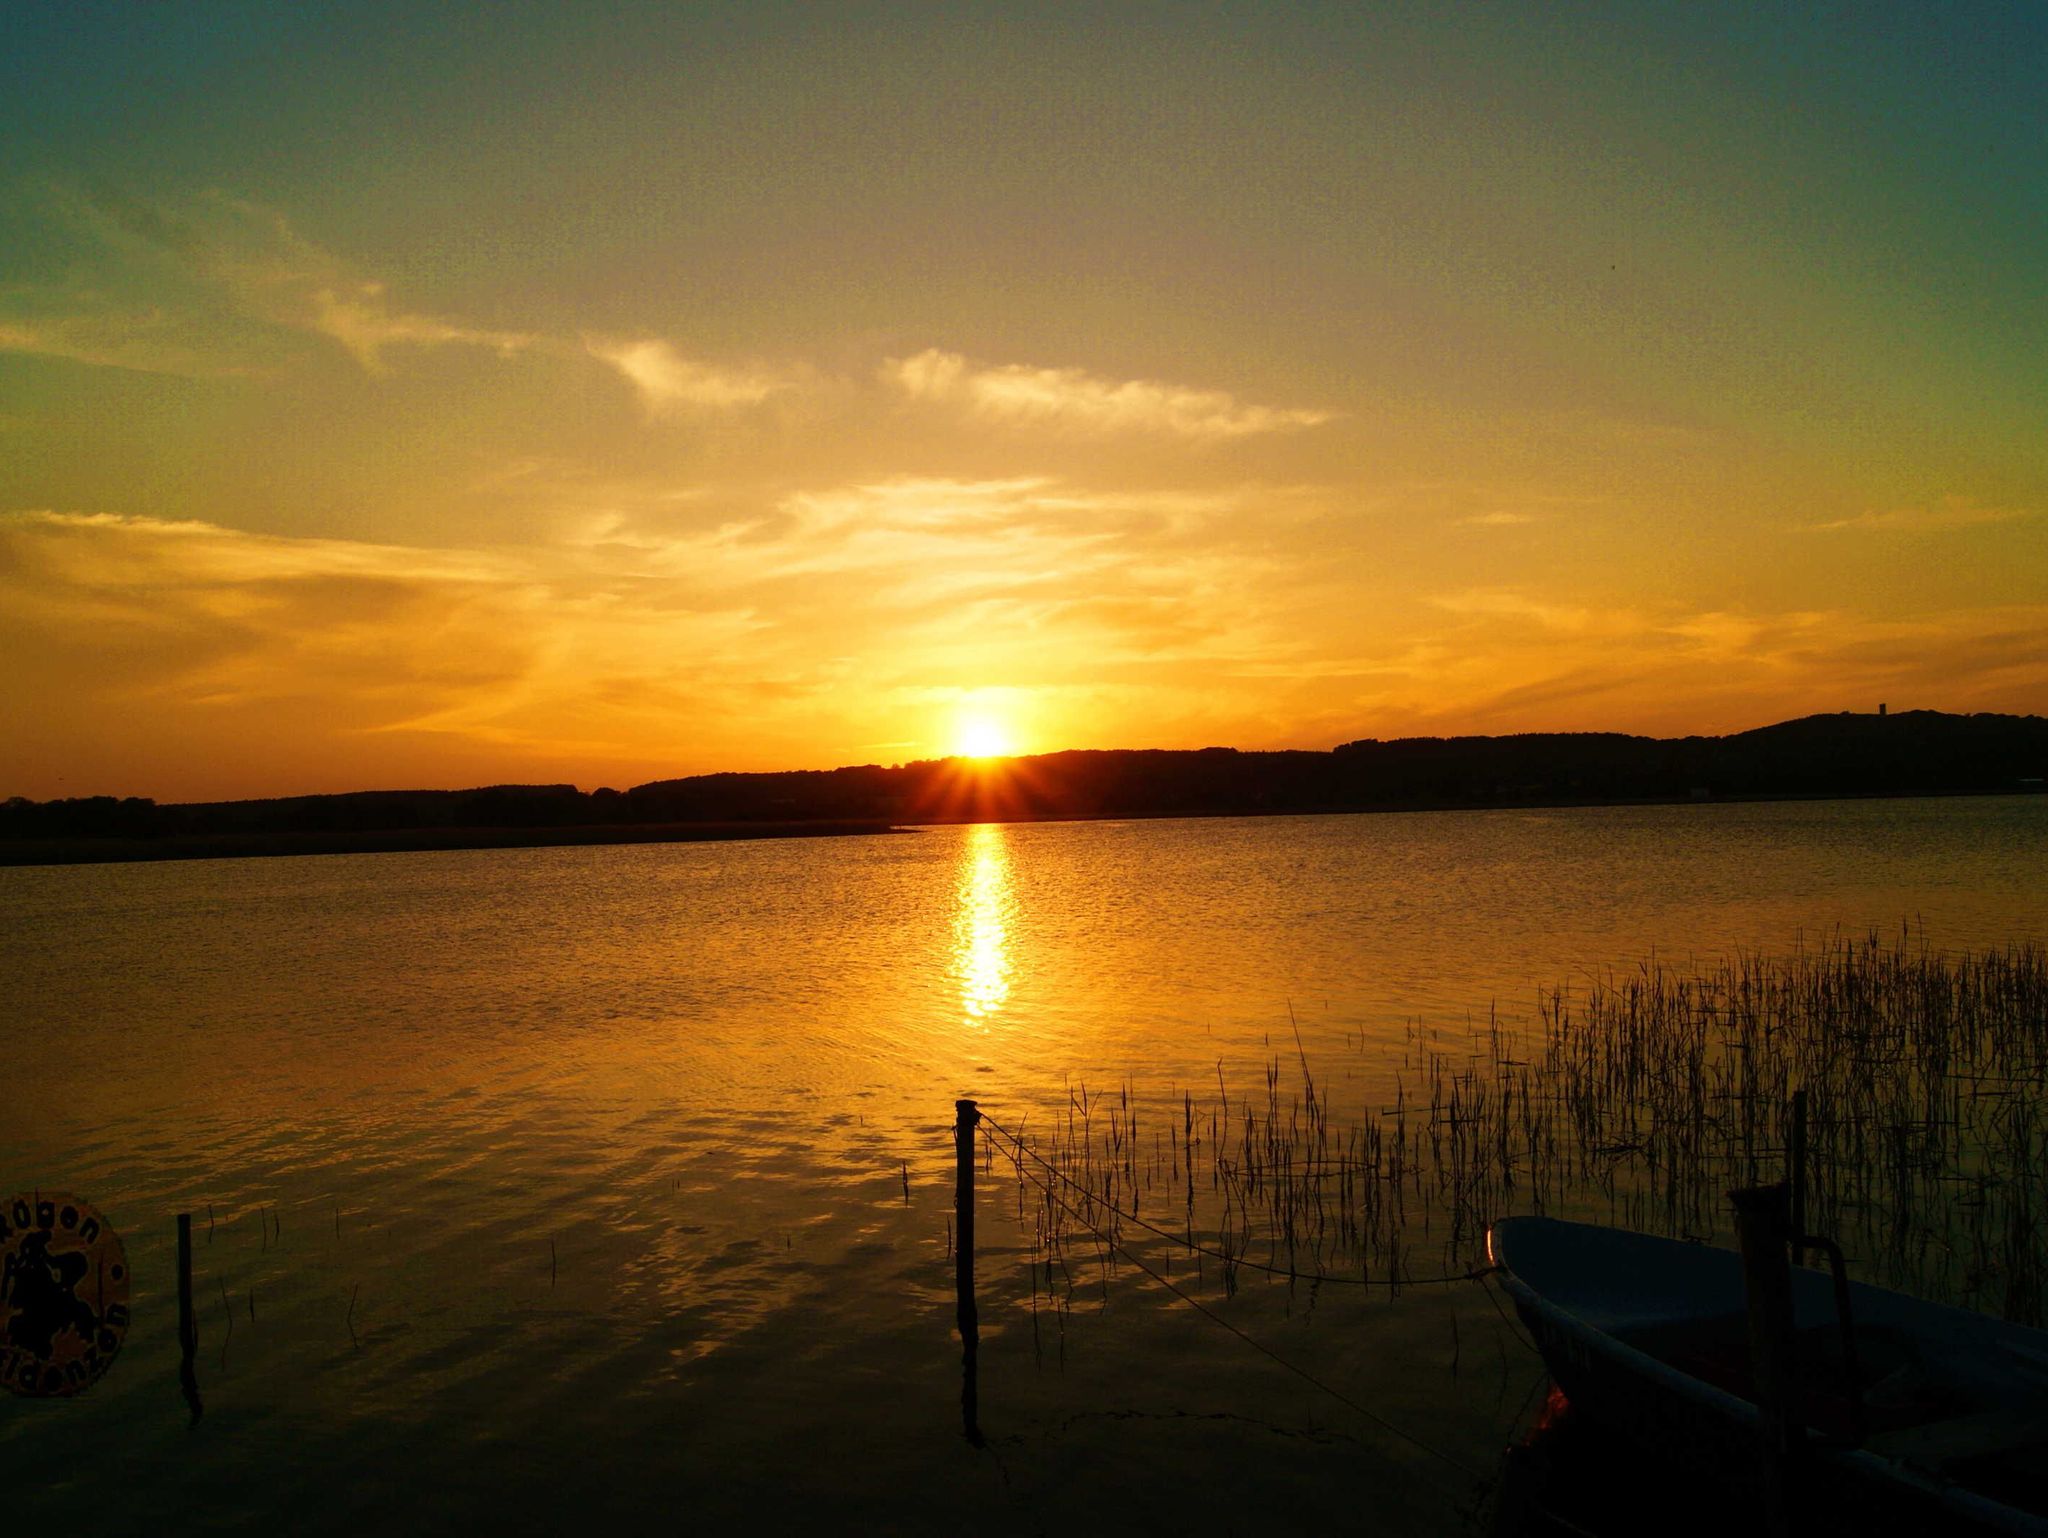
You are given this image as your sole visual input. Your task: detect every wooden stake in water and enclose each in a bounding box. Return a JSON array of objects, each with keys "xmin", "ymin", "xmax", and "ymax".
[
  {"xmin": 1731, "ymin": 1183, "xmax": 1798, "ymax": 1535},
  {"xmin": 1788, "ymin": 1089, "xmax": 1808, "ymax": 1268},
  {"xmin": 955, "ymin": 1097, "xmax": 982, "ymax": 1447},
  {"xmin": 176, "ymin": 1212, "xmax": 203, "ymax": 1425}
]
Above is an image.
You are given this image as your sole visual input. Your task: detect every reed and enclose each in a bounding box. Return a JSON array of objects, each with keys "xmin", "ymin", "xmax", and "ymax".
[{"xmin": 995, "ymin": 932, "xmax": 2048, "ymax": 1327}]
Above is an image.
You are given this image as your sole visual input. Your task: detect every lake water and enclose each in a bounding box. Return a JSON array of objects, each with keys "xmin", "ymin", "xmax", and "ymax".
[{"xmin": 5, "ymin": 796, "xmax": 2045, "ymax": 1532}]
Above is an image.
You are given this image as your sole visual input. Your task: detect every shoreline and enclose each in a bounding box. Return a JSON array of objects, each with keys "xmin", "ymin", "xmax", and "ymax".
[
  {"xmin": 2, "ymin": 785, "xmax": 2039, "ymax": 869},
  {"xmin": 898, "ymin": 783, "xmax": 2043, "ymax": 828},
  {"xmin": 0, "ymin": 818, "xmax": 905, "ymax": 869}
]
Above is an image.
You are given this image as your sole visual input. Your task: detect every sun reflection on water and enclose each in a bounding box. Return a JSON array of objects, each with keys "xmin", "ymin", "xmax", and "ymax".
[{"xmin": 952, "ymin": 822, "xmax": 1015, "ymax": 1023}]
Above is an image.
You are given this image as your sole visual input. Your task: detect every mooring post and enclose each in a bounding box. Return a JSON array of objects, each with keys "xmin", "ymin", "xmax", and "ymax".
[
  {"xmin": 1788, "ymin": 1089, "xmax": 1808, "ymax": 1268},
  {"xmin": 1731, "ymin": 1183, "xmax": 1798, "ymax": 1533},
  {"xmin": 176, "ymin": 1212, "xmax": 203, "ymax": 1425},
  {"xmin": 955, "ymin": 1097, "xmax": 982, "ymax": 1446}
]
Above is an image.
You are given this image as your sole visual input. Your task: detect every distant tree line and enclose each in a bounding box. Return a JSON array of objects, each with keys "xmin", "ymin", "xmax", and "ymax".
[{"xmin": 4, "ymin": 710, "xmax": 2043, "ymax": 844}]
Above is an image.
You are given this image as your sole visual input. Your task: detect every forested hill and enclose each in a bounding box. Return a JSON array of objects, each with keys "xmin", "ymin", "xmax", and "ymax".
[
  {"xmin": 631, "ymin": 710, "xmax": 2047, "ymax": 822},
  {"xmin": 5, "ymin": 710, "xmax": 2044, "ymax": 855}
]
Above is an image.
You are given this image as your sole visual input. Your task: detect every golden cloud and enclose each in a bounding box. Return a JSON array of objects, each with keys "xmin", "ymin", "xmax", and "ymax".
[
  {"xmin": 881, "ymin": 348, "xmax": 1335, "ymax": 440},
  {"xmin": 585, "ymin": 338, "xmax": 790, "ymax": 415}
]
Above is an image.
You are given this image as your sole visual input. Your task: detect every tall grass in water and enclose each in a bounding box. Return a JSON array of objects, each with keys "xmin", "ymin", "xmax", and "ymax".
[{"xmin": 1000, "ymin": 933, "xmax": 2048, "ymax": 1326}]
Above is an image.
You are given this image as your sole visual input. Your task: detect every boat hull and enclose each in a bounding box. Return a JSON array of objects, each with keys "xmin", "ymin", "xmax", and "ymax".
[{"xmin": 1489, "ymin": 1217, "xmax": 2048, "ymax": 1537}]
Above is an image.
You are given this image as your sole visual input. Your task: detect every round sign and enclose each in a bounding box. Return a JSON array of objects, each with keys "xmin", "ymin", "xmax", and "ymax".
[{"xmin": 1, "ymin": 1192, "xmax": 130, "ymax": 1398}]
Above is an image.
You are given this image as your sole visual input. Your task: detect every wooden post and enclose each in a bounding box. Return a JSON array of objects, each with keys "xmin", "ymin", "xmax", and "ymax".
[
  {"xmin": 955, "ymin": 1098, "xmax": 982, "ymax": 1446},
  {"xmin": 176, "ymin": 1212, "xmax": 203, "ymax": 1425},
  {"xmin": 1731, "ymin": 1183, "xmax": 1797, "ymax": 1532},
  {"xmin": 1788, "ymin": 1089, "xmax": 1808, "ymax": 1267}
]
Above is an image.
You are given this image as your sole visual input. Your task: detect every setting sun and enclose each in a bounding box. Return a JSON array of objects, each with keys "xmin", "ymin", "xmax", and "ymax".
[{"xmin": 953, "ymin": 715, "xmax": 1015, "ymax": 759}]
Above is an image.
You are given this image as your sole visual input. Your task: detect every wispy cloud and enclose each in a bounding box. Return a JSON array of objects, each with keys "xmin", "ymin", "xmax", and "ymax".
[
  {"xmin": 1428, "ymin": 588, "xmax": 1645, "ymax": 637},
  {"xmin": 0, "ymin": 480, "xmax": 1311, "ymax": 790},
  {"xmin": 0, "ymin": 310, "xmax": 254, "ymax": 378},
  {"xmin": 882, "ymin": 348, "xmax": 1334, "ymax": 440},
  {"xmin": 585, "ymin": 338, "xmax": 790, "ymax": 415},
  {"xmin": 9, "ymin": 185, "xmax": 1327, "ymax": 436},
  {"xmin": 184, "ymin": 195, "xmax": 535, "ymax": 370},
  {"xmin": 1805, "ymin": 497, "xmax": 2036, "ymax": 534},
  {"xmin": 0, "ymin": 511, "xmax": 755, "ymax": 767},
  {"xmin": 1333, "ymin": 591, "xmax": 2048, "ymax": 741},
  {"xmin": 309, "ymin": 284, "xmax": 531, "ymax": 372},
  {"xmin": 7, "ymin": 186, "xmax": 533, "ymax": 375}
]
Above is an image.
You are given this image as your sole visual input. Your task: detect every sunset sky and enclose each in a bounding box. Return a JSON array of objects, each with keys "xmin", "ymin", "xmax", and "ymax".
[{"xmin": 3, "ymin": 3, "xmax": 2043, "ymax": 802}]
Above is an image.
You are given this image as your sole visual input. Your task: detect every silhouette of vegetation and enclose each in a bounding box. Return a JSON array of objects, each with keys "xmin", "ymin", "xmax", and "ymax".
[
  {"xmin": 640, "ymin": 709, "xmax": 2048, "ymax": 819},
  {"xmin": 2, "ymin": 710, "xmax": 2041, "ymax": 865},
  {"xmin": 990, "ymin": 932, "xmax": 2048, "ymax": 1325}
]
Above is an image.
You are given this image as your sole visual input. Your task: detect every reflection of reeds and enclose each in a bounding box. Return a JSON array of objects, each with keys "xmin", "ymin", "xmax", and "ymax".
[{"xmin": 999, "ymin": 933, "xmax": 2048, "ymax": 1326}]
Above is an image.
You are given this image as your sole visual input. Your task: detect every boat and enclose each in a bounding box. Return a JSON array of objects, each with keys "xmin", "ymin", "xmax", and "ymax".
[{"xmin": 1487, "ymin": 1216, "xmax": 2048, "ymax": 1535}]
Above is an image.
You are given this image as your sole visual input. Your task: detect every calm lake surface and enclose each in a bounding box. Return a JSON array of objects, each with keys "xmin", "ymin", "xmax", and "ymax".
[{"xmin": 6, "ymin": 797, "xmax": 2046, "ymax": 1533}]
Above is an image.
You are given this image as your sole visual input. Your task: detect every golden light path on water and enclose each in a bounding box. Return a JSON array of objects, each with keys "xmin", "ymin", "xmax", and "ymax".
[{"xmin": 953, "ymin": 821, "xmax": 1015, "ymax": 1023}]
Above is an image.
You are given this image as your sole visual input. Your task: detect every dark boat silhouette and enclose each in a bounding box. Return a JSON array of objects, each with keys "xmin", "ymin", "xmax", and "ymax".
[{"xmin": 1490, "ymin": 1217, "xmax": 2048, "ymax": 1535}]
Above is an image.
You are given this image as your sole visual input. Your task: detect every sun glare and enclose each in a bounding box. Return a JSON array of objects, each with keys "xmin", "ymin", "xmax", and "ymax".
[{"xmin": 953, "ymin": 714, "xmax": 1015, "ymax": 759}]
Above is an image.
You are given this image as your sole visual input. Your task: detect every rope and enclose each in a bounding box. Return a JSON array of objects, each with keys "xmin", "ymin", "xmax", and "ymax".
[
  {"xmin": 983, "ymin": 1125, "xmax": 1493, "ymax": 1490},
  {"xmin": 978, "ymin": 1112, "xmax": 1499, "ymax": 1290},
  {"xmin": 1476, "ymin": 1267, "xmax": 1542, "ymax": 1356}
]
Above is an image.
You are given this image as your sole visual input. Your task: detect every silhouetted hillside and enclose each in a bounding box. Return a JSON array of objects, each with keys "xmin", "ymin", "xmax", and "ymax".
[
  {"xmin": 4, "ymin": 710, "xmax": 2042, "ymax": 863},
  {"xmin": 632, "ymin": 709, "xmax": 2046, "ymax": 821},
  {"xmin": 1320, "ymin": 711, "xmax": 2048, "ymax": 805}
]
